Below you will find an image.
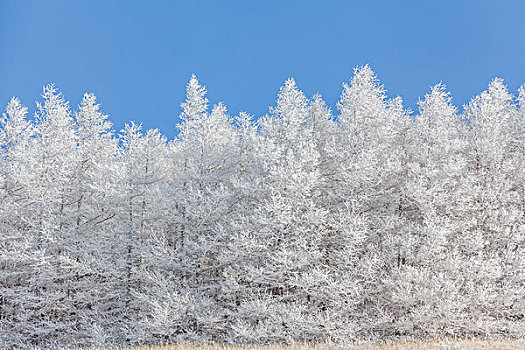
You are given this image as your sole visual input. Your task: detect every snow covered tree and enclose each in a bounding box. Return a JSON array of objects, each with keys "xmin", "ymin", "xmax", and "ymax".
[
  {"xmin": 389, "ymin": 83, "xmax": 466, "ymax": 336},
  {"xmin": 0, "ymin": 97, "xmax": 32, "ymax": 236},
  {"xmin": 331, "ymin": 66, "xmax": 415, "ymax": 336},
  {"xmin": 0, "ymin": 98, "xmax": 36, "ymax": 347},
  {"xmin": 112, "ymin": 121, "xmax": 174, "ymax": 343},
  {"xmin": 457, "ymin": 79, "xmax": 525, "ymax": 336},
  {"xmin": 223, "ymin": 78, "xmax": 367, "ymax": 343},
  {"xmin": 142, "ymin": 75, "xmax": 239, "ymax": 343},
  {"xmin": 12, "ymin": 85, "xmax": 88, "ymax": 346},
  {"xmin": 0, "ymin": 88, "xmax": 121, "ymax": 347},
  {"xmin": 70, "ymin": 93, "xmax": 122, "ymax": 344},
  {"xmin": 1, "ymin": 68, "xmax": 525, "ymax": 346}
]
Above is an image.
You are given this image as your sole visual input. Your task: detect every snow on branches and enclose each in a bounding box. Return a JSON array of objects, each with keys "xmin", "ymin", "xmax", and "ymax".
[{"xmin": 0, "ymin": 70, "xmax": 524, "ymax": 347}]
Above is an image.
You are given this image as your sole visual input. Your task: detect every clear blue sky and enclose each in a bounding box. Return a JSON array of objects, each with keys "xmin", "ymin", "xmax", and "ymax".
[{"xmin": 1, "ymin": 0, "xmax": 525, "ymax": 139}]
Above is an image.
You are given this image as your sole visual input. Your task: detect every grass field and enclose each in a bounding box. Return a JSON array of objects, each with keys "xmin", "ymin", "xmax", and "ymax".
[{"xmin": 90, "ymin": 340, "xmax": 525, "ymax": 350}]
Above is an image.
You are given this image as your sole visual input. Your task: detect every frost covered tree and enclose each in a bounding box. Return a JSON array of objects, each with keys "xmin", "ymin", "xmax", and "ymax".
[
  {"xmin": 141, "ymin": 75, "xmax": 240, "ymax": 343},
  {"xmin": 456, "ymin": 79, "xmax": 525, "ymax": 335},
  {"xmin": 0, "ymin": 98, "xmax": 36, "ymax": 347},
  {"xmin": 71, "ymin": 93, "xmax": 121, "ymax": 344},
  {"xmin": 389, "ymin": 83, "xmax": 466, "ymax": 336},
  {"xmin": 1, "ymin": 69, "xmax": 525, "ymax": 347},
  {"xmin": 0, "ymin": 97, "xmax": 32, "ymax": 241},
  {"xmin": 230, "ymin": 78, "xmax": 328, "ymax": 342},
  {"xmin": 224, "ymin": 78, "xmax": 369, "ymax": 343},
  {"xmin": 10, "ymin": 85, "xmax": 92, "ymax": 346},
  {"xmin": 113, "ymin": 122, "xmax": 174, "ymax": 343},
  {"xmin": 331, "ymin": 66, "xmax": 415, "ymax": 336},
  {"xmin": 0, "ymin": 88, "xmax": 120, "ymax": 347}
]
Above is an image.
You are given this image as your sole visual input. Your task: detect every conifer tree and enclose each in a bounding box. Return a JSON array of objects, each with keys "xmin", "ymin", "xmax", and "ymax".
[{"xmin": 1, "ymin": 69, "xmax": 524, "ymax": 346}]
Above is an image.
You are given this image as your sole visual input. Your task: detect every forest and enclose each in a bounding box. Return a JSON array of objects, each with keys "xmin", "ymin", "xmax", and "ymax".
[{"xmin": 0, "ymin": 66, "xmax": 524, "ymax": 348}]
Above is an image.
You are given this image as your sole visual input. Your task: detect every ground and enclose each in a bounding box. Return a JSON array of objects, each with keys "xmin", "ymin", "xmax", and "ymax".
[{"xmin": 102, "ymin": 340, "xmax": 525, "ymax": 350}]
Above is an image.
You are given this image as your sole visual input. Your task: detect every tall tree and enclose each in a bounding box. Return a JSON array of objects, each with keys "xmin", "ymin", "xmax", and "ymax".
[
  {"xmin": 0, "ymin": 98, "xmax": 36, "ymax": 348},
  {"xmin": 458, "ymin": 79, "xmax": 525, "ymax": 335},
  {"xmin": 15, "ymin": 85, "xmax": 89, "ymax": 346},
  {"xmin": 389, "ymin": 83, "xmax": 466, "ymax": 336},
  {"xmin": 71, "ymin": 93, "xmax": 121, "ymax": 344}
]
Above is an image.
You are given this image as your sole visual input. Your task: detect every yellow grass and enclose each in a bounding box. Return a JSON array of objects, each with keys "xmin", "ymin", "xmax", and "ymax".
[{"xmin": 87, "ymin": 340, "xmax": 525, "ymax": 350}]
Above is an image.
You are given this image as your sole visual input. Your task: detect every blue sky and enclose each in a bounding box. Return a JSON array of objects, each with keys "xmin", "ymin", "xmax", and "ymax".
[{"xmin": 1, "ymin": 0, "xmax": 525, "ymax": 139}]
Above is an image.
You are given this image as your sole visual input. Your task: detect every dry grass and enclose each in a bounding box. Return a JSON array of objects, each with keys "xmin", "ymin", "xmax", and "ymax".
[{"xmin": 93, "ymin": 340, "xmax": 525, "ymax": 350}]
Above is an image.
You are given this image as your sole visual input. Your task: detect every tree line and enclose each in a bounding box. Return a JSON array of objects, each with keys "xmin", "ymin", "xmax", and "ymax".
[{"xmin": 0, "ymin": 66, "xmax": 524, "ymax": 347}]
